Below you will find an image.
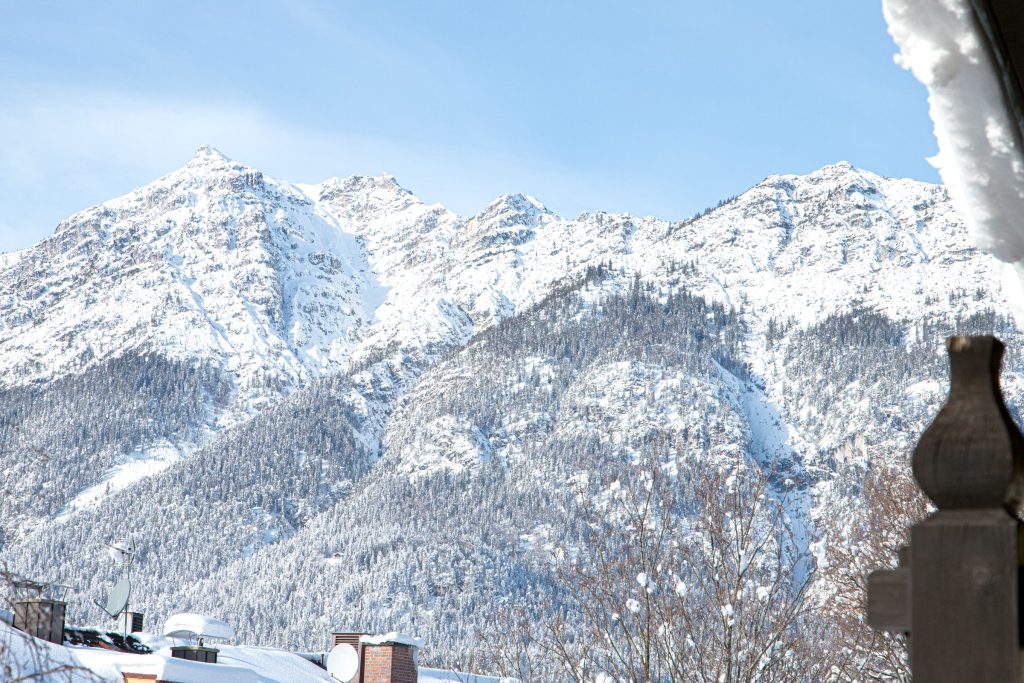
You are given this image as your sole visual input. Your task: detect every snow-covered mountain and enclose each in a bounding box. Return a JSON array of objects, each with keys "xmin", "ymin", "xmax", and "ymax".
[
  {"xmin": 0, "ymin": 147, "xmax": 387, "ymax": 415},
  {"xmin": 2, "ymin": 149, "xmax": 1001, "ymax": 411},
  {"xmin": 1, "ymin": 148, "xmax": 1021, "ymax": 670}
]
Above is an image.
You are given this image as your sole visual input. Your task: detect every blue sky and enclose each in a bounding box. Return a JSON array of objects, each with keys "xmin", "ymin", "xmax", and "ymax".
[{"xmin": 0, "ymin": 1, "xmax": 937, "ymax": 251}]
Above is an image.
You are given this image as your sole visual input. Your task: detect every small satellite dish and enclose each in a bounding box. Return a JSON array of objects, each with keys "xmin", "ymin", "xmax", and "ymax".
[
  {"xmin": 98, "ymin": 577, "xmax": 131, "ymax": 618},
  {"xmin": 326, "ymin": 643, "xmax": 359, "ymax": 683}
]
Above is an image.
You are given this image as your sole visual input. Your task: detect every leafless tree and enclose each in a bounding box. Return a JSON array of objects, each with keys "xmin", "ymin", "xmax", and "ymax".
[
  {"xmin": 659, "ymin": 460, "xmax": 823, "ymax": 683},
  {"xmin": 811, "ymin": 458, "xmax": 928, "ymax": 682},
  {"xmin": 473, "ymin": 602, "xmax": 556, "ymax": 682},
  {"xmin": 479, "ymin": 455, "xmax": 824, "ymax": 682}
]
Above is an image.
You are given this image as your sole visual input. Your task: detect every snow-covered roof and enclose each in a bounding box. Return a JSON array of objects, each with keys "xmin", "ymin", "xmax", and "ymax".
[
  {"xmin": 419, "ymin": 668, "xmax": 508, "ymax": 682},
  {"xmin": 884, "ymin": 0, "xmax": 1024, "ymax": 267},
  {"xmin": 75, "ymin": 650, "xmax": 264, "ymax": 683},
  {"xmin": 3, "ymin": 620, "xmax": 503, "ymax": 682},
  {"xmin": 1, "ymin": 621, "xmax": 331, "ymax": 683},
  {"xmin": 163, "ymin": 612, "xmax": 235, "ymax": 640}
]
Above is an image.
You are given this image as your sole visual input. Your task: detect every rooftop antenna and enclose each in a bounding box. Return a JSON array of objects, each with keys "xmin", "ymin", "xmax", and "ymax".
[
  {"xmin": 4, "ymin": 572, "xmax": 74, "ymax": 645},
  {"xmin": 4, "ymin": 572, "xmax": 74, "ymax": 602},
  {"xmin": 105, "ymin": 539, "xmax": 135, "ymax": 567},
  {"xmin": 93, "ymin": 538, "xmax": 136, "ymax": 640},
  {"xmin": 326, "ymin": 643, "xmax": 360, "ymax": 683}
]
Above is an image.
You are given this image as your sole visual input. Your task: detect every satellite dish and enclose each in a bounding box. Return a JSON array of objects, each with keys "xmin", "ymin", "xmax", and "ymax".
[
  {"xmin": 326, "ymin": 643, "xmax": 359, "ymax": 683},
  {"xmin": 98, "ymin": 578, "xmax": 131, "ymax": 618}
]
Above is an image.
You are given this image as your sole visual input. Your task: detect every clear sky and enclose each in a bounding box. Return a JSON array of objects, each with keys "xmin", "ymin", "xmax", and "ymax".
[{"xmin": 0, "ymin": 1, "xmax": 938, "ymax": 251}]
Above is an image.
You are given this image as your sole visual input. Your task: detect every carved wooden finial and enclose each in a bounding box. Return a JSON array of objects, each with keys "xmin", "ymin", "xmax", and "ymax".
[{"xmin": 913, "ymin": 335, "xmax": 1024, "ymax": 511}]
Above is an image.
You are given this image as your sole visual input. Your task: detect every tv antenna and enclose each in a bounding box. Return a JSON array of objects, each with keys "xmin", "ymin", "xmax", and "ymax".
[
  {"xmin": 3, "ymin": 571, "xmax": 74, "ymax": 602},
  {"xmin": 93, "ymin": 538, "xmax": 137, "ymax": 638},
  {"xmin": 326, "ymin": 643, "xmax": 360, "ymax": 683},
  {"xmin": 105, "ymin": 539, "xmax": 136, "ymax": 567}
]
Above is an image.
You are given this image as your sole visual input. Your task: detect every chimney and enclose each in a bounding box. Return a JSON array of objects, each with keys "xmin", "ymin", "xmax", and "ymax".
[
  {"xmin": 170, "ymin": 644, "xmax": 219, "ymax": 664},
  {"xmin": 12, "ymin": 598, "xmax": 66, "ymax": 645},
  {"xmin": 359, "ymin": 633, "xmax": 421, "ymax": 683},
  {"xmin": 163, "ymin": 613, "xmax": 233, "ymax": 665}
]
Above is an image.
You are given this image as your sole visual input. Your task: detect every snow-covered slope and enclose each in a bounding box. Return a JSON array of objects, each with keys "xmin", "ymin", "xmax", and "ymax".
[
  {"xmin": 3, "ymin": 149, "xmax": 1022, "ymax": 673},
  {"xmin": 0, "ymin": 149, "xmax": 989, "ymax": 387},
  {"xmin": 0, "ymin": 147, "xmax": 385, "ymax": 417},
  {"xmin": 0, "ymin": 149, "xmax": 1004, "ymax": 419}
]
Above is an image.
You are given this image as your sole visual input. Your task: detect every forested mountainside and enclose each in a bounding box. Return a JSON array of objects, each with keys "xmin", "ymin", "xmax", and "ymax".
[
  {"xmin": 2, "ymin": 148, "xmax": 1022, "ymax": 673},
  {"xmin": 0, "ymin": 354, "xmax": 228, "ymax": 538}
]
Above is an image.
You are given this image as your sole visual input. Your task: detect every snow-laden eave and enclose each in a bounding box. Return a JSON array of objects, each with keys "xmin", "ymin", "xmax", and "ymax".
[{"xmin": 884, "ymin": 0, "xmax": 1024, "ymax": 266}]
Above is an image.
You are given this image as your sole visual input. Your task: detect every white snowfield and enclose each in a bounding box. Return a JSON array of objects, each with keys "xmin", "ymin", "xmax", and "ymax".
[
  {"xmin": 4, "ymin": 145, "xmax": 1024, "ymax": 672},
  {"xmin": 884, "ymin": 0, "xmax": 1024, "ymax": 285},
  {"xmin": 54, "ymin": 440, "xmax": 191, "ymax": 522},
  {"xmin": 73, "ymin": 644, "xmax": 327, "ymax": 683}
]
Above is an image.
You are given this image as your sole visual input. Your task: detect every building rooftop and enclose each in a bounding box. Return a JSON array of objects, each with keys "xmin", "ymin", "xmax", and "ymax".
[{"xmin": 1, "ymin": 619, "xmax": 507, "ymax": 682}]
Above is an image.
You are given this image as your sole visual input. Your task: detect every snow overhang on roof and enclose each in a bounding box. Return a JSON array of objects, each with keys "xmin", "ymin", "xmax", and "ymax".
[
  {"xmin": 884, "ymin": 0, "xmax": 1024, "ymax": 267},
  {"xmin": 163, "ymin": 612, "xmax": 235, "ymax": 641},
  {"xmin": 359, "ymin": 631, "xmax": 425, "ymax": 648}
]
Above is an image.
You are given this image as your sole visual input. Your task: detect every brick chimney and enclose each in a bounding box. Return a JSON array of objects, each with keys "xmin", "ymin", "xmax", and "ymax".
[{"xmin": 359, "ymin": 633, "xmax": 421, "ymax": 683}]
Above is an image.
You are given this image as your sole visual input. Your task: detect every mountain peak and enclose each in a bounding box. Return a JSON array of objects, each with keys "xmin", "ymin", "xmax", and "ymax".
[
  {"xmin": 324, "ymin": 172, "xmax": 405, "ymax": 191},
  {"xmin": 313, "ymin": 173, "xmax": 414, "ymax": 205},
  {"xmin": 759, "ymin": 161, "xmax": 878, "ymax": 193},
  {"xmin": 185, "ymin": 145, "xmax": 234, "ymax": 171},
  {"xmin": 483, "ymin": 193, "xmax": 549, "ymax": 216},
  {"xmin": 808, "ymin": 161, "xmax": 896, "ymax": 192},
  {"xmin": 826, "ymin": 160, "xmax": 856, "ymax": 172},
  {"xmin": 468, "ymin": 194, "xmax": 551, "ymax": 232}
]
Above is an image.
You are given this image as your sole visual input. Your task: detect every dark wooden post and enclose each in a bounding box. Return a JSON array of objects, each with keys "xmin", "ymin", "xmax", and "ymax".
[{"xmin": 867, "ymin": 336, "xmax": 1024, "ymax": 681}]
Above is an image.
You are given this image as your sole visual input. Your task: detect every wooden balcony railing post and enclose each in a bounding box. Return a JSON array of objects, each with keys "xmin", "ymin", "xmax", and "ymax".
[{"xmin": 867, "ymin": 335, "xmax": 1024, "ymax": 681}]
